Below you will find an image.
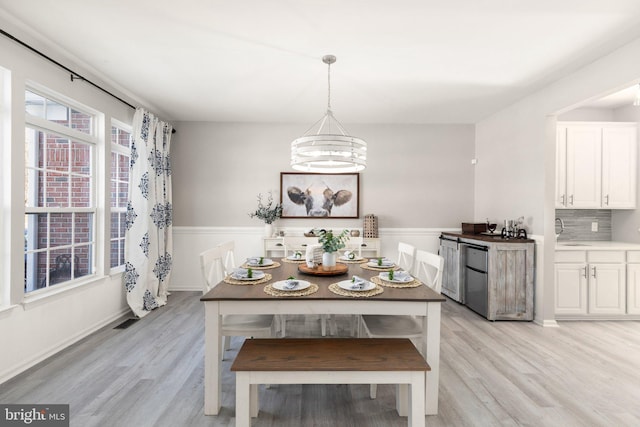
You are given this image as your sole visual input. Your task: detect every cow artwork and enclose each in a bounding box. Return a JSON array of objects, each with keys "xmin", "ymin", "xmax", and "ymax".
[
  {"xmin": 287, "ymin": 183, "xmax": 352, "ymax": 217},
  {"xmin": 280, "ymin": 172, "xmax": 359, "ymax": 218}
]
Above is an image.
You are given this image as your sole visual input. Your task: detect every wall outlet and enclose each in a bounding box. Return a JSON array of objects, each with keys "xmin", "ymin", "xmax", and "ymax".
[{"xmin": 592, "ymin": 222, "xmax": 598, "ymax": 232}]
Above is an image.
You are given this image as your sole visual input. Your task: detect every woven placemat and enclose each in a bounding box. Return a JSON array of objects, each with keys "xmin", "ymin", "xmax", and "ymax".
[
  {"xmin": 223, "ymin": 273, "xmax": 272, "ymax": 285},
  {"xmin": 338, "ymin": 258, "xmax": 369, "ymax": 264},
  {"xmin": 281, "ymin": 257, "xmax": 306, "ymax": 264},
  {"xmin": 370, "ymin": 275, "xmax": 423, "ymax": 289},
  {"xmin": 263, "ymin": 283, "xmax": 319, "ymax": 297},
  {"xmin": 240, "ymin": 261, "xmax": 281, "ymax": 270},
  {"xmin": 359, "ymin": 263, "xmax": 400, "ymax": 272},
  {"xmin": 328, "ymin": 282, "xmax": 384, "ymax": 298}
]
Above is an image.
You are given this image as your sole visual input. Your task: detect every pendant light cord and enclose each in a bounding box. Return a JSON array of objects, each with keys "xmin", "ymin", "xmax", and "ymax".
[{"xmin": 327, "ymin": 60, "xmax": 332, "ymax": 112}]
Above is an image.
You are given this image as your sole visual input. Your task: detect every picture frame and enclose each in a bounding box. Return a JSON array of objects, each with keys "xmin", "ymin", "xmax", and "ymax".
[{"xmin": 280, "ymin": 172, "xmax": 359, "ymax": 218}]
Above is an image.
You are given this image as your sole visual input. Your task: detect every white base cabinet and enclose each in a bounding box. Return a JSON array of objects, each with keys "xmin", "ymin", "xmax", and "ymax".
[
  {"xmin": 627, "ymin": 262, "xmax": 640, "ymax": 314},
  {"xmin": 555, "ymin": 250, "xmax": 629, "ymax": 317},
  {"xmin": 587, "ymin": 263, "xmax": 626, "ymax": 315},
  {"xmin": 554, "ymin": 263, "xmax": 588, "ymax": 315}
]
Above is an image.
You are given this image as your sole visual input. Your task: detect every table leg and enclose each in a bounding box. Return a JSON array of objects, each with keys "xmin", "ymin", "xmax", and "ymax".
[
  {"xmin": 204, "ymin": 302, "xmax": 221, "ymax": 415},
  {"xmin": 424, "ymin": 301, "xmax": 441, "ymax": 415}
]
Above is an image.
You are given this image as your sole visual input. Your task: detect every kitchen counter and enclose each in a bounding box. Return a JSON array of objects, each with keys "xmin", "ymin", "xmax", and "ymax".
[
  {"xmin": 556, "ymin": 241, "xmax": 640, "ymax": 250},
  {"xmin": 442, "ymin": 232, "xmax": 535, "ymax": 244}
]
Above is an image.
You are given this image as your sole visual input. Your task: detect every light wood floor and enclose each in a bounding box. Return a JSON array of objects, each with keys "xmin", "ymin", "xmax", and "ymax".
[{"xmin": 1, "ymin": 291, "xmax": 639, "ymax": 426}]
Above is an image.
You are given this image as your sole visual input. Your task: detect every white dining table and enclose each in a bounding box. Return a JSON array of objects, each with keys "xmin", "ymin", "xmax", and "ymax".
[{"xmin": 200, "ymin": 259, "xmax": 446, "ymax": 416}]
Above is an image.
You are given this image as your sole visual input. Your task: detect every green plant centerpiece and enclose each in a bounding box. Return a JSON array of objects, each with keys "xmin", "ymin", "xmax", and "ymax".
[{"xmin": 315, "ymin": 229, "xmax": 349, "ymax": 270}]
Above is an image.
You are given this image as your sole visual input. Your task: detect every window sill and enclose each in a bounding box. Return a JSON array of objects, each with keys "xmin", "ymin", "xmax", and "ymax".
[{"xmin": 22, "ymin": 275, "xmax": 105, "ymax": 310}]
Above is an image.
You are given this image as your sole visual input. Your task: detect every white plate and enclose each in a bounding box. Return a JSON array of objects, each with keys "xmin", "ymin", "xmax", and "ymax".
[
  {"xmin": 232, "ymin": 270, "xmax": 265, "ymax": 280},
  {"xmin": 337, "ymin": 280, "xmax": 376, "ymax": 292},
  {"xmin": 367, "ymin": 261, "xmax": 394, "ymax": 268},
  {"xmin": 246, "ymin": 258, "xmax": 274, "ymax": 267},
  {"xmin": 272, "ymin": 280, "xmax": 311, "ymax": 291},
  {"xmin": 286, "ymin": 255, "xmax": 304, "ymax": 261},
  {"xmin": 379, "ymin": 272, "xmax": 413, "ymax": 283}
]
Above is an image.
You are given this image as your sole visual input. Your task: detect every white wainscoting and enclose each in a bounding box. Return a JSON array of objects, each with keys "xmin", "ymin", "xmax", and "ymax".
[{"xmin": 170, "ymin": 226, "xmax": 460, "ymax": 291}]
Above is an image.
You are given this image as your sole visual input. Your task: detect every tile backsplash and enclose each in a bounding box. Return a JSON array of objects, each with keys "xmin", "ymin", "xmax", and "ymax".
[{"xmin": 555, "ymin": 209, "xmax": 611, "ymax": 241}]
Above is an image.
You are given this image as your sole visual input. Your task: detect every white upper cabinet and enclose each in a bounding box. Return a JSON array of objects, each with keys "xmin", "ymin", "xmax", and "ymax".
[
  {"xmin": 566, "ymin": 125, "xmax": 602, "ymax": 208},
  {"xmin": 602, "ymin": 126, "xmax": 637, "ymax": 208},
  {"xmin": 556, "ymin": 122, "xmax": 637, "ymax": 209}
]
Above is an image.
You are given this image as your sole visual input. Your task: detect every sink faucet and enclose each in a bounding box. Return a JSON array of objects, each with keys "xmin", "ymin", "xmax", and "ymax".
[{"xmin": 555, "ymin": 218, "xmax": 565, "ymax": 240}]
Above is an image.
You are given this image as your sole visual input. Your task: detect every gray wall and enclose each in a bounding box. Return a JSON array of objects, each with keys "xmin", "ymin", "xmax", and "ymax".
[{"xmin": 171, "ymin": 122, "xmax": 475, "ymax": 229}]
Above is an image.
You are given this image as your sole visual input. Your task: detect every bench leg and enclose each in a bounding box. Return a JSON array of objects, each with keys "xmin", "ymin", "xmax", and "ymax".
[
  {"xmin": 409, "ymin": 372, "xmax": 425, "ymax": 427},
  {"xmin": 236, "ymin": 373, "xmax": 251, "ymax": 427}
]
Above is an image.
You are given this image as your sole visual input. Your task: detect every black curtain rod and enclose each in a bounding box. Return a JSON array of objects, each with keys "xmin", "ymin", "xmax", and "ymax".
[{"xmin": 0, "ymin": 28, "xmax": 176, "ymax": 134}]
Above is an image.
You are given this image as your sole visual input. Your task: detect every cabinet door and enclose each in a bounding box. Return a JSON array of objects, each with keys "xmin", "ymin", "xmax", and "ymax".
[
  {"xmin": 602, "ymin": 126, "xmax": 637, "ymax": 209},
  {"xmin": 556, "ymin": 126, "xmax": 567, "ymax": 208},
  {"xmin": 555, "ymin": 263, "xmax": 588, "ymax": 315},
  {"xmin": 439, "ymin": 239, "xmax": 461, "ymax": 302},
  {"xmin": 627, "ymin": 264, "xmax": 640, "ymax": 314},
  {"xmin": 588, "ymin": 263, "xmax": 626, "ymax": 314},
  {"xmin": 566, "ymin": 126, "xmax": 602, "ymax": 208}
]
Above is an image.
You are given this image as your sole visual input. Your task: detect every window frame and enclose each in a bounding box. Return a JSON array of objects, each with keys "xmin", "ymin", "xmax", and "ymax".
[
  {"xmin": 23, "ymin": 86, "xmax": 100, "ymax": 295},
  {"xmin": 109, "ymin": 119, "xmax": 132, "ymax": 272}
]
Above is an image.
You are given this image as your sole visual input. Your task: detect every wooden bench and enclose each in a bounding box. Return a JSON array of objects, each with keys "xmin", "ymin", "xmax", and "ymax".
[{"xmin": 230, "ymin": 338, "xmax": 430, "ymax": 427}]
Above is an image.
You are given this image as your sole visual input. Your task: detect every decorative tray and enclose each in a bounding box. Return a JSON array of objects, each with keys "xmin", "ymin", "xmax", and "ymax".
[{"xmin": 298, "ymin": 263, "xmax": 348, "ymax": 276}]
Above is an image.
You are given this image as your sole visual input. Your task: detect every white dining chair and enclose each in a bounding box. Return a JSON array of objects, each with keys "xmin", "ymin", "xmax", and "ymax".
[
  {"xmin": 360, "ymin": 248, "xmax": 444, "ymax": 398},
  {"xmin": 342, "ymin": 235, "xmax": 363, "ymax": 258},
  {"xmin": 283, "ymin": 236, "xmax": 336, "ymax": 336},
  {"xmin": 217, "ymin": 240, "xmax": 236, "ymax": 276},
  {"xmin": 282, "ymin": 236, "xmax": 316, "ymax": 258},
  {"xmin": 199, "ymin": 247, "xmax": 275, "ymax": 358},
  {"xmin": 397, "ymin": 241, "xmax": 416, "ymax": 272}
]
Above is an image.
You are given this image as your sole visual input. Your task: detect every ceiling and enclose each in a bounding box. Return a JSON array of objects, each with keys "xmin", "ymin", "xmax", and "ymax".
[{"xmin": 2, "ymin": 0, "xmax": 640, "ymax": 124}]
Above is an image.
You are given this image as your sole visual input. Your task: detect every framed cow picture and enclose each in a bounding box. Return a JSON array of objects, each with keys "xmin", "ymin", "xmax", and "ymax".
[{"xmin": 280, "ymin": 172, "xmax": 359, "ymax": 218}]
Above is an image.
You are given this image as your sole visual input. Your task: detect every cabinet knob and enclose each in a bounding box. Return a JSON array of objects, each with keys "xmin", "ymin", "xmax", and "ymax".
[
  {"xmin": 604, "ymin": 195, "xmax": 609, "ymax": 205},
  {"xmin": 569, "ymin": 195, "xmax": 574, "ymax": 205},
  {"xmin": 592, "ymin": 266, "xmax": 597, "ymax": 278},
  {"xmin": 582, "ymin": 267, "xmax": 587, "ymax": 278}
]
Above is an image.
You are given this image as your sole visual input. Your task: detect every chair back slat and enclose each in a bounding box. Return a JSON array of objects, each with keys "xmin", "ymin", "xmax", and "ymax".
[
  {"xmin": 414, "ymin": 249, "xmax": 444, "ymax": 293},
  {"xmin": 397, "ymin": 242, "xmax": 416, "ymax": 272},
  {"xmin": 199, "ymin": 247, "xmax": 225, "ymax": 294}
]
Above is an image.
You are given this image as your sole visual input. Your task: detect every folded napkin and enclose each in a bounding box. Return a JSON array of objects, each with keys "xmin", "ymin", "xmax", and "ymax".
[
  {"xmin": 284, "ymin": 279, "xmax": 299, "ymax": 289},
  {"xmin": 392, "ymin": 271, "xmax": 412, "ymax": 281},
  {"xmin": 233, "ymin": 268, "xmax": 262, "ymax": 279},
  {"xmin": 232, "ymin": 268, "xmax": 249, "ymax": 278},
  {"xmin": 351, "ymin": 275, "xmax": 367, "ymax": 289}
]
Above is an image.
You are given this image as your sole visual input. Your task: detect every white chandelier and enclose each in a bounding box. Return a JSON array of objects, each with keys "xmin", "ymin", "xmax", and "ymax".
[{"xmin": 291, "ymin": 55, "xmax": 367, "ymax": 173}]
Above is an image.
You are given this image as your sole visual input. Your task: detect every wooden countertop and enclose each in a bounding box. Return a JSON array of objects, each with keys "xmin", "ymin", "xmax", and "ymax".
[{"xmin": 442, "ymin": 232, "xmax": 535, "ymax": 244}]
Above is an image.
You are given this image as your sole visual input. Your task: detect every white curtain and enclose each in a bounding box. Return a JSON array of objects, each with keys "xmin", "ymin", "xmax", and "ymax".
[{"xmin": 124, "ymin": 108, "xmax": 173, "ymax": 317}]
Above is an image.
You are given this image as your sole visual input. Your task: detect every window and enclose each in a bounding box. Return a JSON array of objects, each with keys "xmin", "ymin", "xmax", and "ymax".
[
  {"xmin": 110, "ymin": 123, "xmax": 131, "ymax": 269},
  {"xmin": 24, "ymin": 89, "xmax": 97, "ymax": 293}
]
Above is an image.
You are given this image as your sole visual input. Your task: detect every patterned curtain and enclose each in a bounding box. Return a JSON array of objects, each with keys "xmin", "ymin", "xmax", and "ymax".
[{"xmin": 124, "ymin": 108, "xmax": 173, "ymax": 317}]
